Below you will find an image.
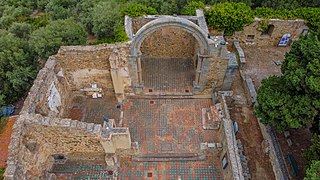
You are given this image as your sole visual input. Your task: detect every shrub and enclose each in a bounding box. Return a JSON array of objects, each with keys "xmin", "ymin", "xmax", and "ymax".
[
  {"xmin": 182, "ymin": 1, "xmax": 206, "ymax": 15},
  {"xmin": 206, "ymin": 2, "xmax": 254, "ymax": 35},
  {"xmin": 121, "ymin": 4, "xmax": 157, "ymax": 17}
]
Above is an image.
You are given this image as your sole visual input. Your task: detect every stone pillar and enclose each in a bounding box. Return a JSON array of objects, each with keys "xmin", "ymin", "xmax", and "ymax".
[
  {"xmin": 128, "ymin": 55, "xmax": 144, "ymax": 94},
  {"xmin": 136, "ymin": 52, "xmax": 143, "ymax": 84},
  {"xmin": 221, "ymin": 53, "xmax": 238, "ymax": 91},
  {"xmin": 109, "ymin": 54, "xmax": 125, "ymax": 102},
  {"xmin": 194, "ymin": 54, "xmax": 213, "ymax": 93}
]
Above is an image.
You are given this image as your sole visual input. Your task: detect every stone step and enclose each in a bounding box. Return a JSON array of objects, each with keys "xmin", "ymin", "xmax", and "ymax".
[{"xmin": 132, "ymin": 153, "xmax": 206, "ymax": 162}]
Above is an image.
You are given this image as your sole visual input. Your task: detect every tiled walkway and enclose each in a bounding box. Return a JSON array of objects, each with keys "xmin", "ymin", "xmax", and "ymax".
[
  {"xmin": 123, "ymin": 98, "xmax": 219, "ymax": 155},
  {"xmin": 142, "ymin": 58, "xmax": 195, "ymax": 94},
  {"xmin": 0, "ymin": 116, "xmax": 18, "ymax": 168}
]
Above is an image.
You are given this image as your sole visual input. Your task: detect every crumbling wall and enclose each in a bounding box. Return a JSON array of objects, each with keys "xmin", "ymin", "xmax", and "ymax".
[
  {"xmin": 230, "ymin": 18, "xmax": 308, "ymax": 46},
  {"xmin": 21, "ymin": 56, "xmax": 71, "ymax": 117},
  {"xmin": 5, "ymin": 114, "xmax": 105, "ymax": 179},
  {"xmin": 140, "ymin": 26, "xmax": 199, "ymax": 58},
  {"xmin": 56, "ymin": 43, "xmax": 131, "ymax": 95},
  {"xmin": 220, "ymin": 96, "xmax": 244, "ymax": 180}
]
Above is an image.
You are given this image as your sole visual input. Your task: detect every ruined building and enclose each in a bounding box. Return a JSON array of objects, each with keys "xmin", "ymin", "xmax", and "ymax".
[{"xmin": 4, "ymin": 10, "xmax": 308, "ymax": 179}]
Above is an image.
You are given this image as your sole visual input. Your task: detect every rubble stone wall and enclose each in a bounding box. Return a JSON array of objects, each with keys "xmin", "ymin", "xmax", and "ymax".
[
  {"xmin": 230, "ymin": 19, "xmax": 308, "ymax": 46},
  {"xmin": 140, "ymin": 26, "xmax": 199, "ymax": 58},
  {"xmin": 56, "ymin": 43, "xmax": 131, "ymax": 94},
  {"xmin": 220, "ymin": 96, "xmax": 244, "ymax": 180},
  {"xmin": 205, "ymin": 56, "xmax": 229, "ymax": 91},
  {"xmin": 21, "ymin": 56, "xmax": 71, "ymax": 117},
  {"xmin": 5, "ymin": 114, "xmax": 105, "ymax": 179}
]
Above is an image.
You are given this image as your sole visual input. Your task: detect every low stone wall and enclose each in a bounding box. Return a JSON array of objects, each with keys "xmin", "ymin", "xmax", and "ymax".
[
  {"xmin": 220, "ymin": 96, "xmax": 244, "ymax": 180},
  {"xmin": 234, "ymin": 41, "xmax": 246, "ymax": 64},
  {"xmin": 239, "ymin": 70, "xmax": 289, "ymax": 180},
  {"xmin": 231, "ymin": 18, "xmax": 308, "ymax": 46}
]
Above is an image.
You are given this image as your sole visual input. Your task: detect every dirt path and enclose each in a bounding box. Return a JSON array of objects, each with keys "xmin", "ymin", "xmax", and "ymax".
[
  {"xmin": 229, "ymin": 71, "xmax": 275, "ymax": 180},
  {"xmin": 0, "ymin": 116, "xmax": 18, "ymax": 168}
]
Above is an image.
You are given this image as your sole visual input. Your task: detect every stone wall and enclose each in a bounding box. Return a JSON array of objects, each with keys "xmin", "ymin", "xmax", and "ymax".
[
  {"xmin": 230, "ymin": 18, "xmax": 308, "ymax": 46},
  {"xmin": 56, "ymin": 43, "xmax": 131, "ymax": 96},
  {"xmin": 131, "ymin": 16, "xmax": 198, "ymax": 34},
  {"xmin": 239, "ymin": 70, "xmax": 289, "ymax": 180},
  {"xmin": 4, "ymin": 114, "xmax": 105, "ymax": 179},
  {"xmin": 140, "ymin": 26, "xmax": 199, "ymax": 58},
  {"xmin": 21, "ymin": 56, "xmax": 71, "ymax": 117},
  {"xmin": 219, "ymin": 96, "xmax": 244, "ymax": 180}
]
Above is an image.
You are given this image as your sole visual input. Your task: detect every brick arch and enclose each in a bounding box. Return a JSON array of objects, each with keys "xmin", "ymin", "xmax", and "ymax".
[
  {"xmin": 130, "ymin": 17, "xmax": 210, "ymax": 56},
  {"xmin": 128, "ymin": 17, "xmax": 212, "ymax": 94}
]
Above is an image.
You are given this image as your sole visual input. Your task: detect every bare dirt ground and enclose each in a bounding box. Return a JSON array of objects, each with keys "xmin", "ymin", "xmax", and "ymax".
[
  {"xmin": 0, "ymin": 116, "xmax": 18, "ymax": 168},
  {"xmin": 276, "ymin": 129, "xmax": 312, "ymax": 179},
  {"xmin": 241, "ymin": 45, "xmax": 290, "ymax": 88},
  {"xmin": 230, "ymin": 71, "xmax": 275, "ymax": 180},
  {"xmin": 240, "ymin": 45, "xmax": 313, "ymax": 179}
]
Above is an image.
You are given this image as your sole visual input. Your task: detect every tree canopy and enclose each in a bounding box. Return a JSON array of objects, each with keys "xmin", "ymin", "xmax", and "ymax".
[
  {"xmin": 206, "ymin": 2, "xmax": 254, "ymax": 35},
  {"xmin": 255, "ymin": 32, "xmax": 320, "ymax": 132}
]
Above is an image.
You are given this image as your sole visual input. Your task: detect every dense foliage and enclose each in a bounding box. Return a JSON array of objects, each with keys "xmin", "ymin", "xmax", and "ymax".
[
  {"xmin": 182, "ymin": 1, "xmax": 206, "ymax": 15},
  {"xmin": 255, "ymin": 32, "xmax": 320, "ymax": 131},
  {"xmin": 121, "ymin": 4, "xmax": 157, "ymax": 17},
  {"xmin": 206, "ymin": 2, "xmax": 254, "ymax": 35},
  {"xmin": 304, "ymin": 160, "xmax": 320, "ymax": 180},
  {"xmin": 304, "ymin": 134, "xmax": 320, "ymax": 179}
]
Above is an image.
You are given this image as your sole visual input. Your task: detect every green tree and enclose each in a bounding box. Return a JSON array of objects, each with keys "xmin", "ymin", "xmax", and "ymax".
[
  {"xmin": 0, "ymin": 30, "xmax": 35, "ymax": 103},
  {"xmin": 45, "ymin": 0, "xmax": 78, "ymax": 20},
  {"xmin": 114, "ymin": 23, "xmax": 129, "ymax": 42},
  {"xmin": 206, "ymin": 2, "xmax": 254, "ymax": 35},
  {"xmin": 255, "ymin": 32, "xmax": 320, "ymax": 131},
  {"xmin": 304, "ymin": 134, "xmax": 320, "ymax": 166},
  {"xmin": 91, "ymin": 0, "xmax": 121, "ymax": 39},
  {"xmin": 8, "ymin": 22, "xmax": 33, "ymax": 39},
  {"xmin": 29, "ymin": 18, "xmax": 86, "ymax": 59},
  {"xmin": 182, "ymin": 0, "xmax": 206, "ymax": 15},
  {"xmin": 121, "ymin": 4, "xmax": 157, "ymax": 17},
  {"xmin": 305, "ymin": 160, "xmax": 320, "ymax": 180}
]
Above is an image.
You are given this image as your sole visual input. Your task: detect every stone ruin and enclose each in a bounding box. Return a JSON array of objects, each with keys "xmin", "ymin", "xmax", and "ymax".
[{"xmin": 4, "ymin": 9, "xmax": 308, "ymax": 180}]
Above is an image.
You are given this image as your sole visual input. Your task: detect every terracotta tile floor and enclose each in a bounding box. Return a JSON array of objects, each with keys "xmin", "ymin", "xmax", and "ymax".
[
  {"xmin": 119, "ymin": 157, "xmax": 223, "ymax": 180},
  {"xmin": 0, "ymin": 116, "xmax": 18, "ymax": 168},
  {"xmin": 123, "ymin": 98, "xmax": 220, "ymax": 155}
]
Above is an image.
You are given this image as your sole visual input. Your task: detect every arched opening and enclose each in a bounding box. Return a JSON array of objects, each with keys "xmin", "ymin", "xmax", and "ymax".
[
  {"xmin": 129, "ymin": 17, "xmax": 211, "ymax": 95},
  {"xmin": 140, "ymin": 26, "xmax": 199, "ymax": 94}
]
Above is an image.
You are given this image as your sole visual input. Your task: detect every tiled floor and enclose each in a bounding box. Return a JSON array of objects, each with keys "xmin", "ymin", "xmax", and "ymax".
[
  {"xmin": 49, "ymin": 160, "xmax": 113, "ymax": 179},
  {"xmin": 142, "ymin": 58, "xmax": 195, "ymax": 94},
  {"xmin": 64, "ymin": 95, "xmax": 121, "ymax": 125},
  {"xmin": 119, "ymin": 157, "xmax": 223, "ymax": 180},
  {"xmin": 123, "ymin": 98, "xmax": 219, "ymax": 155},
  {"xmin": 0, "ymin": 116, "xmax": 18, "ymax": 168}
]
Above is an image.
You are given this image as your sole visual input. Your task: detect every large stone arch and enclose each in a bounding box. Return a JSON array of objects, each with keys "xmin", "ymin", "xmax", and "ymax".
[{"xmin": 128, "ymin": 17, "xmax": 213, "ymax": 94}]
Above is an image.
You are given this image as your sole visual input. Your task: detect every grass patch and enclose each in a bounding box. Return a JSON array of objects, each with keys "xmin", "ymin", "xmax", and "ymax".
[{"xmin": 0, "ymin": 167, "xmax": 5, "ymax": 180}]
